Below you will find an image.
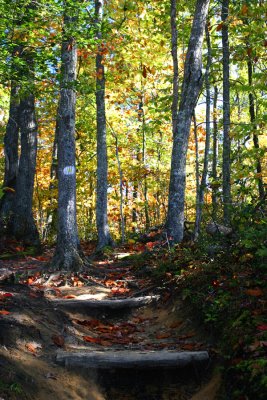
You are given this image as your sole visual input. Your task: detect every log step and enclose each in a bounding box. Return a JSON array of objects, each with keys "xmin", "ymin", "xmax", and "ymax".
[
  {"xmin": 56, "ymin": 350, "xmax": 209, "ymax": 369},
  {"xmin": 51, "ymin": 295, "xmax": 160, "ymax": 310}
]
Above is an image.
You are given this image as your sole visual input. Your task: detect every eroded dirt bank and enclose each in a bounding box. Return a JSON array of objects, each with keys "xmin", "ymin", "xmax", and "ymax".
[{"xmin": 0, "ymin": 247, "xmax": 218, "ymax": 400}]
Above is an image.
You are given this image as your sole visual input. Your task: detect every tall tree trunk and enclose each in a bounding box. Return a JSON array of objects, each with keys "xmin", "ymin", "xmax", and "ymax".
[
  {"xmin": 212, "ymin": 86, "xmax": 218, "ymax": 219},
  {"xmin": 247, "ymin": 60, "xmax": 265, "ymax": 200},
  {"xmin": 95, "ymin": 0, "xmax": 113, "ymax": 249},
  {"xmin": 221, "ymin": 0, "xmax": 231, "ymax": 225},
  {"xmin": 10, "ymin": 88, "xmax": 40, "ymax": 247},
  {"xmin": 170, "ymin": 0, "xmax": 179, "ymax": 136},
  {"xmin": 0, "ymin": 81, "xmax": 20, "ymax": 229},
  {"xmin": 166, "ymin": 0, "xmax": 210, "ymax": 243},
  {"xmin": 52, "ymin": 8, "xmax": 82, "ymax": 270},
  {"xmin": 194, "ymin": 24, "xmax": 212, "ymax": 240}
]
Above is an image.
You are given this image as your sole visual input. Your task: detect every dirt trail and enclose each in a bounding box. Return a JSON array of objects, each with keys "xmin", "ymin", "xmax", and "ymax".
[{"xmin": 0, "ymin": 250, "xmax": 217, "ymax": 399}]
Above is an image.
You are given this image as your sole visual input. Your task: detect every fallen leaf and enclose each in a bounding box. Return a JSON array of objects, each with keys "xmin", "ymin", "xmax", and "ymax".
[
  {"xmin": 104, "ymin": 279, "xmax": 116, "ymax": 287},
  {"xmin": 181, "ymin": 343, "xmax": 196, "ymax": 350},
  {"xmin": 156, "ymin": 333, "xmax": 171, "ymax": 339},
  {"xmin": 179, "ymin": 331, "xmax": 196, "ymax": 339},
  {"xmin": 0, "ymin": 310, "xmax": 10, "ymax": 315},
  {"xmin": 83, "ymin": 336, "xmax": 101, "ymax": 344},
  {"xmin": 52, "ymin": 335, "xmax": 65, "ymax": 347},
  {"xmin": 73, "ymin": 318, "xmax": 101, "ymax": 328},
  {"xmin": 64, "ymin": 295, "xmax": 76, "ymax": 299},
  {"xmin": 111, "ymin": 287, "xmax": 130, "ymax": 295},
  {"xmin": 257, "ymin": 324, "xmax": 267, "ymax": 331},
  {"xmin": 245, "ymin": 288, "xmax": 263, "ymax": 297},
  {"xmin": 25, "ymin": 342, "xmax": 42, "ymax": 353},
  {"xmin": 169, "ymin": 321, "xmax": 183, "ymax": 329}
]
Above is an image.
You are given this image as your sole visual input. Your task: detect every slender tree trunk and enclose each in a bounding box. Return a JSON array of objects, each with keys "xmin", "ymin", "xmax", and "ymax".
[
  {"xmin": 0, "ymin": 81, "xmax": 20, "ymax": 228},
  {"xmin": 52, "ymin": 9, "xmax": 82, "ymax": 270},
  {"xmin": 194, "ymin": 24, "xmax": 212, "ymax": 240},
  {"xmin": 43, "ymin": 121, "xmax": 58, "ymax": 241},
  {"xmin": 114, "ymin": 134, "xmax": 125, "ymax": 243},
  {"xmin": 221, "ymin": 0, "xmax": 231, "ymax": 225},
  {"xmin": 95, "ymin": 0, "xmax": 113, "ymax": 249},
  {"xmin": 212, "ymin": 86, "xmax": 218, "ymax": 219},
  {"xmin": 247, "ymin": 60, "xmax": 265, "ymax": 200},
  {"xmin": 139, "ymin": 96, "xmax": 150, "ymax": 231},
  {"xmin": 166, "ymin": 0, "xmax": 210, "ymax": 243},
  {"xmin": 193, "ymin": 112, "xmax": 200, "ymax": 234},
  {"xmin": 170, "ymin": 0, "xmax": 179, "ymax": 136}
]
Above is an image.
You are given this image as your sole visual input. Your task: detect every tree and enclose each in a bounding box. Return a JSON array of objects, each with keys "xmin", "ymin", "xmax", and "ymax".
[
  {"xmin": 166, "ymin": 0, "xmax": 210, "ymax": 243},
  {"xmin": 0, "ymin": 80, "xmax": 20, "ymax": 229},
  {"xmin": 194, "ymin": 23, "xmax": 212, "ymax": 240},
  {"xmin": 95, "ymin": 0, "xmax": 113, "ymax": 249},
  {"xmin": 221, "ymin": 0, "xmax": 231, "ymax": 225},
  {"xmin": 170, "ymin": 0, "xmax": 179, "ymax": 137},
  {"xmin": 52, "ymin": 2, "xmax": 83, "ymax": 270},
  {"xmin": 1, "ymin": 2, "xmax": 40, "ymax": 247},
  {"xmin": 10, "ymin": 87, "xmax": 40, "ymax": 247},
  {"xmin": 211, "ymin": 85, "xmax": 218, "ymax": 219}
]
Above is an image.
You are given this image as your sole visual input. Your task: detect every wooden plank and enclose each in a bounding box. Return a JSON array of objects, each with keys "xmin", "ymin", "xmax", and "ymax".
[
  {"xmin": 56, "ymin": 350, "xmax": 209, "ymax": 369},
  {"xmin": 51, "ymin": 295, "xmax": 160, "ymax": 309}
]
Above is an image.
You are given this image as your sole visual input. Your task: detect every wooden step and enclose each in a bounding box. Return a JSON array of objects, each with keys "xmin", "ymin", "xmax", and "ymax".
[
  {"xmin": 51, "ymin": 295, "xmax": 160, "ymax": 310},
  {"xmin": 56, "ymin": 349, "xmax": 209, "ymax": 369}
]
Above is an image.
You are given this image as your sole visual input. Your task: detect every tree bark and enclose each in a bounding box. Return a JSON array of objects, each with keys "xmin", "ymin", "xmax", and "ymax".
[
  {"xmin": 170, "ymin": 0, "xmax": 179, "ymax": 137},
  {"xmin": 194, "ymin": 24, "xmax": 212, "ymax": 240},
  {"xmin": 211, "ymin": 86, "xmax": 218, "ymax": 219},
  {"xmin": 166, "ymin": 0, "xmax": 210, "ymax": 243},
  {"xmin": 43, "ymin": 121, "xmax": 58, "ymax": 241},
  {"xmin": 95, "ymin": 0, "xmax": 113, "ymax": 250},
  {"xmin": 247, "ymin": 60, "xmax": 265, "ymax": 200},
  {"xmin": 10, "ymin": 91, "xmax": 40, "ymax": 247},
  {"xmin": 221, "ymin": 0, "xmax": 231, "ymax": 225},
  {"xmin": 0, "ymin": 81, "xmax": 20, "ymax": 229},
  {"xmin": 52, "ymin": 8, "xmax": 83, "ymax": 271}
]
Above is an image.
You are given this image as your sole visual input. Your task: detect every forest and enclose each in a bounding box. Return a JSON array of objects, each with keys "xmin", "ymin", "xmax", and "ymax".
[{"xmin": 0, "ymin": 0, "xmax": 266, "ymax": 399}]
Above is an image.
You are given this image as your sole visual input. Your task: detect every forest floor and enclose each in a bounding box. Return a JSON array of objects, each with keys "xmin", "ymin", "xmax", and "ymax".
[{"xmin": 0, "ymin": 235, "xmax": 266, "ymax": 400}]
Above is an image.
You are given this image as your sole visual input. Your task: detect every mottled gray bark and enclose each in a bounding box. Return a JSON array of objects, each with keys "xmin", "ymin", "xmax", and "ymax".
[
  {"xmin": 193, "ymin": 111, "xmax": 200, "ymax": 234},
  {"xmin": 113, "ymin": 132, "xmax": 125, "ymax": 243},
  {"xmin": 247, "ymin": 60, "xmax": 265, "ymax": 200},
  {"xmin": 43, "ymin": 120, "xmax": 58, "ymax": 241},
  {"xmin": 95, "ymin": 0, "xmax": 113, "ymax": 249},
  {"xmin": 10, "ymin": 91, "xmax": 40, "ymax": 247},
  {"xmin": 0, "ymin": 81, "xmax": 20, "ymax": 228},
  {"xmin": 221, "ymin": 0, "xmax": 231, "ymax": 225},
  {"xmin": 170, "ymin": 0, "xmax": 179, "ymax": 136},
  {"xmin": 52, "ymin": 10, "xmax": 83, "ymax": 271},
  {"xmin": 166, "ymin": 0, "xmax": 210, "ymax": 243},
  {"xmin": 212, "ymin": 86, "xmax": 218, "ymax": 219},
  {"xmin": 194, "ymin": 24, "xmax": 212, "ymax": 241},
  {"xmin": 139, "ymin": 96, "xmax": 150, "ymax": 231}
]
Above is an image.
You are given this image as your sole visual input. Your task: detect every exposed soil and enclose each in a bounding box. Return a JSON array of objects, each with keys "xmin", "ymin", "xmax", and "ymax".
[{"xmin": 0, "ymin": 246, "xmax": 218, "ymax": 400}]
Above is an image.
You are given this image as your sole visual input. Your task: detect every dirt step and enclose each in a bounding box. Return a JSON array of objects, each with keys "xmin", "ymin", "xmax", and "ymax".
[
  {"xmin": 51, "ymin": 295, "xmax": 160, "ymax": 310},
  {"xmin": 56, "ymin": 349, "xmax": 209, "ymax": 369}
]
